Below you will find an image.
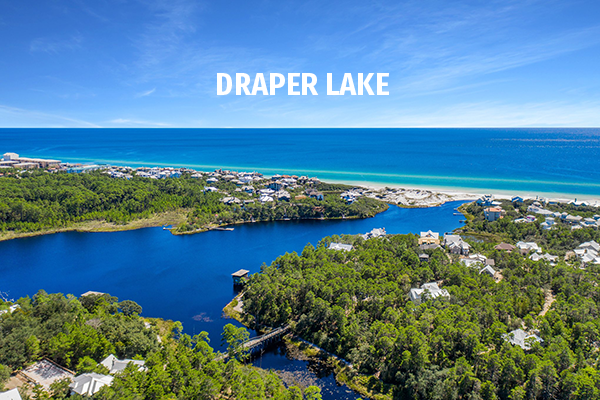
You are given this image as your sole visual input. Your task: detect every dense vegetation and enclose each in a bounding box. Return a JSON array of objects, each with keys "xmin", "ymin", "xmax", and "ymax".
[
  {"xmin": 0, "ymin": 291, "xmax": 322, "ymax": 399},
  {"xmin": 0, "ymin": 171, "xmax": 385, "ymax": 235},
  {"xmin": 243, "ymin": 220, "xmax": 600, "ymax": 399}
]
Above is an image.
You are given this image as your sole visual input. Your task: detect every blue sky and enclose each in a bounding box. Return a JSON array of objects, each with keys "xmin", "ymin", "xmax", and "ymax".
[{"xmin": 1, "ymin": 0, "xmax": 599, "ymax": 127}]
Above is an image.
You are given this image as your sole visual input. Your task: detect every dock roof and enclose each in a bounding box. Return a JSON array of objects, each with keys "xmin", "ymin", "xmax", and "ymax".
[{"xmin": 232, "ymin": 269, "xmax": 250, "ymax": 277}]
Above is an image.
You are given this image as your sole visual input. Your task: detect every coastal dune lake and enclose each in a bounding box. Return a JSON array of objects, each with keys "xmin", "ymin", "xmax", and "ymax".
[{"xmin": 2, "ymin": 202, "xmax": 466, "ymax": 399}]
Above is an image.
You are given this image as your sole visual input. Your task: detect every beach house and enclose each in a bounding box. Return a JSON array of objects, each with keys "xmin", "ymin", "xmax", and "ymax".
[
  {"xmin": 443, "ymin": 235, "xmax": 470, "ymax": 255},
  {"xmin": 70, "ymin": 373, "xmax": 113, "ymax": 396},
  {"xmin": 328, "ymin": 243, "xmax": 353, "ymax": 251},
  {"xmin": 516, "ymin": 241, "xmax": 542, "ymax": 254},
  {"xmin": 484, "ymin": 207, "xmax": 504, "ymax": 222},
  {"xmin": 100, "ymin": 355, "xmax": 146, "ymax": 374},
  {"xmin": 503, "ymin": 329, "xmax": 543, "ymax": 350},
  {"xmin": 409, "ymin": 282, "xmax": 450, "ymax": 304},
  {"xmin": 418, "ymin": 230, "xmax": 440, "ymax": 245}
]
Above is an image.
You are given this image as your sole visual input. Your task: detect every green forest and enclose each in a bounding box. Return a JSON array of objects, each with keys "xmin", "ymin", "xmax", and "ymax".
[
  {"xmin": 242, "ymin": 205, "xmax": 600, "ymax": 400},
  {"xmin": 0, "ymin": 291, "xmax": 323, "ymax": 399},
  {"xmin": 0, "ymin": 171, "xmax": 386, "ymax": 235}
]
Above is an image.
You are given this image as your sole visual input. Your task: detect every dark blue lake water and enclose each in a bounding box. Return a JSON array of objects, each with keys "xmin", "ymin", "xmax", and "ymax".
[
  {"xmin": 1, "ymin": 127, "xmax": 600, "ymax": 197},
  {"xmin": 1, "ymin": 202, "xmax": 466, "ymax": 399}
]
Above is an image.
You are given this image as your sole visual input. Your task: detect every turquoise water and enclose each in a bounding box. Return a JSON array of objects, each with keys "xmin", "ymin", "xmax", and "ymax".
[
  {"xmin": 0, "ymin": 203, "xmax": 466, "ymax": 399},
  {"xmin": 1, "ymin": 127, "xmax": 599, "ymax": 197}
]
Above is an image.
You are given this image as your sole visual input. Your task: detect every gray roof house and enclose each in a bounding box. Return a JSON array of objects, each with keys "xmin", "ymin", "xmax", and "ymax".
[
  {"xmin": 100, "ymin": 354, "xmax": 146, "ymax": 374},
  {"xmin": 443, "ymin": 235, "xmax": 471, "ymax": 255}
]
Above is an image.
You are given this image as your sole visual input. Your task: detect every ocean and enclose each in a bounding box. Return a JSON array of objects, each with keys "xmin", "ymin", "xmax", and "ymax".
[{"xmin": 1, "ymin": 127, "xmax": 599, "ymax": 198}]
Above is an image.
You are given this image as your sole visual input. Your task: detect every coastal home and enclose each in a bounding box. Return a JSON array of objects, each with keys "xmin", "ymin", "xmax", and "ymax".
[
  {"xmin": 0, "ymin": 389, "xmax": 22, "ymax": 400},
  {"xmin": 419, "ymin": 243, "xmax": 441, "ymax": 251},
  {"xmin": 268, "ymin": 181, "xmax": 283, "ymax": 191},
  {"xmin": 494, "ymin": 243, "xmax": 516, "ymax": 252},
  {"xmin": 259, "ymin": 195, "xmax": 274, "ymax": 203},
  {"xmin": 503, "ymin": 329, "xmax": 543, "ymax": 350},
  {"xmin": 480, "ymin": 265, "xmax": 496, "ymax": 278},
  {"xmin": 259, "ymin": 188, "xmax": 275, "ymax": 196},
  {"xmin": 418, "ymin": 253, "xmax": 429, "ymax": 262},
  {"xmin": 529, "ymin": 253, "xmax": 558, "ymax": 265},
  {"xmin": 306, "ymin": 189, "xmax": 324, "ymax": 201},
  {"xmin": 565, "ymin": 215, "xmax": 583, "ymax": 225},
  {"xmin": 204, "ymin": 186, "xmax": 218, "ymax": 193},
  {"xmin": 476, "ymin": 195, "xmax": 496, "ymax": 207},
  {"xmin": 516, "ymin": 241, "xmax": 541, "ymax": 254},
  {"xmin": 418, "ymin": 230, "xmax": 440, "ymax": 245},
  {"xmin": 461, "ymin": 254, "xmax": 494, "ymax": 268},
  {"xmin": 362, "ymin": 228, "xmax": 386, "ymax": 240},
  {"xmin": 100, "ymin": 355, "xmax": 146, "ymax": 374},
  {"xmin": 511, "ymin": 196, "xmax": 524, "ymax": 205},
  {"xmin": 573, "ymin": 241, "xmax": 600, "ymax": 266},
  {"xmin": 540, "ymin": 217, "xmax": 555, "ymax": 231},
  {"xmin": 443, "ymin": 235, "xmax": 470, "ymax": 255},
  {"xmin": 409, "ymin": 282, "xmax": 450, "ymax": 304},
  {"xmin": 70, "ymin": 373, "xmax": 113, "ymax": 396},
  {"xmin": 484, "ymin": 207, "xmax": 504, "ymax": 222},
  {"xmin": 222, "ymin": 197, "xmax": 241, "ymax": 205},
  {"xmin": 275, "ymin": 190, "xmax": 291, "ymax": 201},
  {"xmin": 328, "ymin": 243, "xmax": 353, "ymax": 251}
]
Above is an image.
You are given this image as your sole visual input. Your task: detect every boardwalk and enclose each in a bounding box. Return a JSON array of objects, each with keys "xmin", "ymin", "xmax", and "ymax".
[
  {"xmin": 243, "ymin": 325, "xmax": 291, "ymax": 353},
  {"xmin": 218, "ymin": 325, "xmax": 291, "ymax": 361}
]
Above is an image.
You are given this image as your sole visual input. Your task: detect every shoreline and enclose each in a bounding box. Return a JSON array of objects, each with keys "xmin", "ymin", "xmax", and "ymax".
[{"xmin": 14, "ymin": 152, "xmax": 600, "ymax": 202}]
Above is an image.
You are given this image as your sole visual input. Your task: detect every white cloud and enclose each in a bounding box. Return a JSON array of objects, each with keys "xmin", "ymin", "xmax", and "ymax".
[{"xmin": 135, "ymin": 88, "xmax": 156, "ymax": 98}]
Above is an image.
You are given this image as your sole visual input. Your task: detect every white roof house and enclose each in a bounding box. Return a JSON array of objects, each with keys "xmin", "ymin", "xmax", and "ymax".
[
  {"xmin": 529, "ymin": 253, "xmax": 558, "ymax": 264},
  {"xmin": 409, "ymin": 282, "xmax": 450, "ymax": 304},
  {"xmin": 419, "ymin": 230, "xmax": 439, "ymax": 240},
  {"xmin": 328, "ymin": 243, "xmax": 353, "ymax": 251},
  {"xmin": 100, "ymin": 354, "xmax": 146, "ymax": 375},
  {"xmin": 69, "ymin": 373, "xmax": 113, "ymax": 396},
  {"xmin": 0, "ymin": 388, "xmax": 22, "ymax": 400},
  {"xmin": 503, "ymin": 329, "xmax": 543, "ymax": 350},
  {"xmin": 362, "ymin": 228, "xmax": 386, "ymax": 240},
  {"xmin": 259, "ymin": 195, "xmax": 274, "ymax": 203},
  {"xmin": 516, "ymin": 241, "xmax": 541, "ymax": 253},
  {"xmin": 480, "ymin": 265, "xmax": 496, "ymax": 277},
  {"xmin": 419, "ymin": 230, "xmax": 440, "ymax": 245}
]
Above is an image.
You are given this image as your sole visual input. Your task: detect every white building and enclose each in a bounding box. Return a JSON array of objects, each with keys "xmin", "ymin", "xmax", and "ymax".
[
  {"xmin": 503, "ymin": 329, "xmax": 543, "ymax": 350},
  {"xmin": 100, "ymin": 354, "xmax": 146, "ymax": 374},
  {"xmin": 328, "ymin": 243, "xmax": 353, "ymax": 251},
  {"xmin": 516, "ymin": 241, "xmax": 541, "ymax": 253},
  {"xmin": 409, "ymin": 282, "xmax": 450, "ymax": 304},
  {"xmin": 70, "ymin": 373, "xmax": 113, "ymax": 396}
]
